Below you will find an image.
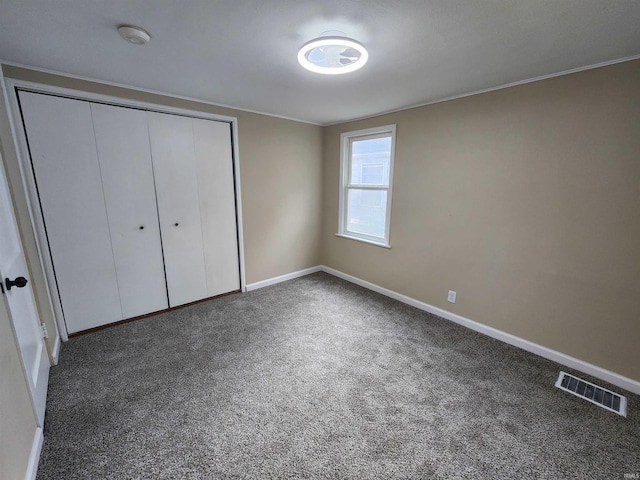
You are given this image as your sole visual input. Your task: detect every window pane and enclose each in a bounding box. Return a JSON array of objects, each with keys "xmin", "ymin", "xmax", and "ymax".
[
  {"xmin": 362, "ymin": 164, "xmax": 384, "ymax": 184},
  {"xmin": 347, "ymin": 188, "xmax": 387, "ymax": 238},
  {"xmin": 350, "ymin": 136, "xmax": 391, "ymax": 185}
]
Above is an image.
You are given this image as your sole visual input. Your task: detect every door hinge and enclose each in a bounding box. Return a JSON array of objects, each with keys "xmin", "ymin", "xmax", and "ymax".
[{"xmin": 40, "ymin": 323, "xmax": 48, "ymax": 339}]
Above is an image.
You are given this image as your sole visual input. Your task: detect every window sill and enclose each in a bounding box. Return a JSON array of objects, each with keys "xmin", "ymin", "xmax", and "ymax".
[{"xmin": 335, "ymin": 233, "xmax": 391, "ymax": 249}]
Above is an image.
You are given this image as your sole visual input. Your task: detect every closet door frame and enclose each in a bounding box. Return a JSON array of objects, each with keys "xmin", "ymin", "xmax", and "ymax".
[{"xmin": 3, "ymin": 77, "xmax": 246, "ymax": 340}]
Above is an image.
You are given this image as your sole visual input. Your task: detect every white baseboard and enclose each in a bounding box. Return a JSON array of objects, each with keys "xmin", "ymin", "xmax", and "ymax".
[
  {"xmin": 243, "ymin": 264, "xmax": 640, "ymax": 395},
  {"xmin": 25, "ymin": 427, "xmax": 43, "ymax": 480},
  {"xmin": 320, "ymin": 266, "xmax": 640, "ymax": 396},
  {"xmin": 246, "ymin": 266, "xmax": 323, "ymax": 291}
]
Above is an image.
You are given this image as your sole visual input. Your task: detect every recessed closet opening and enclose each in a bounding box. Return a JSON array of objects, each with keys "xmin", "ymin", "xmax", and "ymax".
[{"xmin": 7, "ymin": 81, "xmax": 246, "ymax": 337}]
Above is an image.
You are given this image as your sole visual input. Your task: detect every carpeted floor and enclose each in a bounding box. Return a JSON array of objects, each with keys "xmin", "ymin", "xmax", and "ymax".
[{"xmin": 38, "ymin": 272, "xmax": 639, "ymax": 479}]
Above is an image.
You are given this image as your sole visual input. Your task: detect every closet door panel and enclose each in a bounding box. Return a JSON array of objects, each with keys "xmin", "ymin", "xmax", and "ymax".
[
  {"xmin": 91, "ymin": 104, "xmax": 169, "ymax": 317},
  {"xmin": 147, "ymin": 112, "xmax": 207, "ymax": 307},
  {"xmin": 193, "ymin": 119, "xmax": 240, "ymax": 296},
  {"xmin": 18, "ymin": 91, "xmax": 122, "ymax": 333}
]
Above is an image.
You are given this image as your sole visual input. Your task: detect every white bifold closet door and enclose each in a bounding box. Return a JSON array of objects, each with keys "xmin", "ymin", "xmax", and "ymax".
[
  {"xmin": 19, "ymin": 91, "xmax": 240, "ymax": 333},
  {"xmin": 19, "ymin": 92, "xmax": 168, "ymax": 333},
  {"xmin": 147, "ymin": 112, "xmax": 240, "ymax": 306},
  {"xmin": 19, "ymin": 92, "xmax": 122, "ymax": 332},
  {"xmin": 147, "ymin": 112, "xmax": 208, "ymax": 307},
  {"xmin": 90, "ymin": 103, "xmax": 168, "ymax": 318},
  {"xmin": 192, "ymin": 118, "xmax": 241, "ymax": 297}
]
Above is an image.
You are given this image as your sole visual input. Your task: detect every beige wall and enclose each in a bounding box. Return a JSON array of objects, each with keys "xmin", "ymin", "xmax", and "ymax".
[
  {"xmin": 0, "ymin": 64, "xmax": 322, "ymax": 477},
  {"xmin": 0, "ymin": 292, "xmax": 38, "ymax": 480},
  {"xmin": 0, "ymin": 65, "xmax": 323, "ymax": 352},
  {"xmin": 2, "ymin": 59, "xmax": 639, "ymax": 404},
  {"xmin": 238, "ymin": 113, "xmax": 323, "ymax": 283},
  {"xmin": 322, "ymin": 59, "xmax": 640, "ymax": 382}
]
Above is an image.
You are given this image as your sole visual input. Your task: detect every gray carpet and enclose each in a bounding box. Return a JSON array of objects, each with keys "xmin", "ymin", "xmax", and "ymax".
[{"xmin": 38, "ymin": 272, "xmax": 639, "ymax": 479}]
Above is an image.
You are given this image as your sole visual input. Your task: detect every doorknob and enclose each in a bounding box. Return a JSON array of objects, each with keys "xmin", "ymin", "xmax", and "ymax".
[{"xmin": 4, "ymin": 276, "xmax": 28, "ymax": 291}]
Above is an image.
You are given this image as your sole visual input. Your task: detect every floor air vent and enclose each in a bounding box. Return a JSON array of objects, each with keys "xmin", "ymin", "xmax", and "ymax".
[{"xmin": 555, "ymin": 371, "xmax": 627, "ymax": 417}]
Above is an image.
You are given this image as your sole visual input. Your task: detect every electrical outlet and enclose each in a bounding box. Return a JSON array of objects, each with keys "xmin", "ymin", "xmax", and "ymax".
[{"xmin": 447, "ymin": 290, "xmax": 457, "ymax": 303}]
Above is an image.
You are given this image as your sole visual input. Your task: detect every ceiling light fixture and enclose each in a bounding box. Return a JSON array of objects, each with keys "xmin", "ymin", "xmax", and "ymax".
[
  {"xmin": 118, "ymin": 25, "xmax": 151, "ymax": 45},
  {"xmin": 297, "ymin": 36, "xmax": 368, "ymax": 75}
]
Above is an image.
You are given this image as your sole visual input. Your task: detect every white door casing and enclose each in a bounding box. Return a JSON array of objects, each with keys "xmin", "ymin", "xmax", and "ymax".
[{"xmin": 0, "ymin": 149, "xmax": 49, "ymax": 427}]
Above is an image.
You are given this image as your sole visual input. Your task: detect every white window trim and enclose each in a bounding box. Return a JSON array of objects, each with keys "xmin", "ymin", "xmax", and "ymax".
[{"xmin": 337, "ymin": 124, "xmax": 396, "ymax": 248}]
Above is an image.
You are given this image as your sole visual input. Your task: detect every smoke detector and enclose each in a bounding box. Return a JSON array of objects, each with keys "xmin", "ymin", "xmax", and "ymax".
[{"xmin": 118, "ymin": 25, "xmax": 151, "ymax": 45}]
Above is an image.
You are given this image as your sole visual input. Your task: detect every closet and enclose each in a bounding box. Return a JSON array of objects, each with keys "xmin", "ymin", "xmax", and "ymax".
[{"xmin": 18, "ymin": 91, "xmax": 241, "ymax": 334}]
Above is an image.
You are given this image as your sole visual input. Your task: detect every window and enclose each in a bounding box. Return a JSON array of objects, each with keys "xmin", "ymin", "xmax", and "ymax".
[{"xmin": 338, "ymin": 124, "xmax": 396, "ymax": 247}]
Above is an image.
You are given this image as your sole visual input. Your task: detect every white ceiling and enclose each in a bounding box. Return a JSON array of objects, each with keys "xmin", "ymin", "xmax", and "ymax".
[{"xmin": 1, "ymin": 0, "xmax": 639, "ymax": 125}]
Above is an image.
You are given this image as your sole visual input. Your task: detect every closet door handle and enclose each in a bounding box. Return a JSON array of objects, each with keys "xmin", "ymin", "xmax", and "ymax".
[
  {"xmin": 139, "ymin": 225, "xmax": 145, "ymax": 230},
  {"xmin": 174, "ymin": 222, "xmax": 179, "ymax": 226}
]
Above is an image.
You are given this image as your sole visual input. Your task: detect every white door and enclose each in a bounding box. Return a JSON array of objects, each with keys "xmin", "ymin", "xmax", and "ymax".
[
  {"xmin": 147, "ymin": 112, "xmax": 208, "ymax": 307},
  {"xmin": 19, "ymin": 92, "xmax": 122, "ymax": 333},
  {"xmin": 0, "ymin": 152, "xmax": 49, "ymax": 426},
  {"xmin": 91, "ymin": 103, "xmax": 168, "ymax": 317},
  {"xmin": 193, "ymin": 119, "xmax": 241, "ymax": 296}
]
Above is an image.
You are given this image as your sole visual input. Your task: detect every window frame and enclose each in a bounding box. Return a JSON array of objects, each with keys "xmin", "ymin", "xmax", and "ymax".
[{"xmin": 337, "ymin": 124, "xmax": 396, "ymax": 248}]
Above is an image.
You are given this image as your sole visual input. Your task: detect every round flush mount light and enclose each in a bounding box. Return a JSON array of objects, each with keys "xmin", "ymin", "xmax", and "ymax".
[
  {"xmin": 118, "ymin": 25, "xmax": 151, "ymax": 45},
  {"xmin": 297, "ymin": 36, "xmax": 368, "ymax": 75}
]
